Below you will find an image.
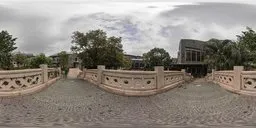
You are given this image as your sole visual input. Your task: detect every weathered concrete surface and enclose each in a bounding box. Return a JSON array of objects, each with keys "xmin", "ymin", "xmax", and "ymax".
[
  {"xmin": 0, "ymin": 79, "xmax": 256, "ymax": 128},
  {"xmin": 67, "ymin": 68, "xmax": 82, "ymax": 78}
]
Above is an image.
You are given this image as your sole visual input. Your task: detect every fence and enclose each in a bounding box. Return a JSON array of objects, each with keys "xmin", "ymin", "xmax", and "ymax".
[
  {"xmin": 0, "ymin": 64, "xmax": 61, "ymax": 97},
  {"xmin": 210, "ymin": 66, "xmax": 256, "ymax": 96},
  {"xmin": 82, "ymin": 65, "xmax": 185, "ymax": 96}
]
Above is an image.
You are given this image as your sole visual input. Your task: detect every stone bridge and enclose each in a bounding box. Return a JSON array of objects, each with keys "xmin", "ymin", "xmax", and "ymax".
[
  {"xmin": 0, "ymin": 67, "xmax": 256, "ymax": 127},
  {"xmin": 0, "ymin": 79, "xmax": 256, "ymax": 127}
]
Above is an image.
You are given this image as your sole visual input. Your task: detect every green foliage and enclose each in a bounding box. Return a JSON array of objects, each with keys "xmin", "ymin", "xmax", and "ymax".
[
  {"xmin": 13, "ymin": 53, "xmax": 27, "ymax": 68},
  {"xmin": 205, "ymin": 39, "xmax": 242, "ymax": 70},
  {"xmin": 58, "ymin": 51, "xmax": 69, "ymax": 70},
  {"xmin": 71, "ymin": 29, "xmax": 124, "ymax": 69},
  {"xmin": 0, "ymin": 30, "xmax": 17, "ymax": 69},
  {"xmin": 29, "ymin": 53, "xmax": 52, "ymax": 68},
  {"xmin": 237, "ymin": 27, "xmax": 256, "ymax": 68},
  {"xmin": 237, "ymin": 27, "xmax": 256, "ymax": 51},
  {"xmin": 122, "ymin": 56, "xmax": 132, "ymax": 70},
  {"xmin": 205, "ymin": 27, "xmax": 256, "ymax": 70},
  {"xmin": 24, "ymin": 57, "xmax": 33, "ymax": 69},
  {"xmin": 143, "ymin": 48, "xmax": 171, "ymax": 70}
]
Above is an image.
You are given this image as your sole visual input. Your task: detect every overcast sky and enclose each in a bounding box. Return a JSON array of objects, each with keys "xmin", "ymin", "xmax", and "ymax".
[{"xmin": 1, "ymin": 0, "xmax": 256, "ymax": 57}]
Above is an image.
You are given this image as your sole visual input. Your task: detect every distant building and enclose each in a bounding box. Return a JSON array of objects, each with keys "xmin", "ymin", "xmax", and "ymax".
[
  {"xmin": 124, "ymin": 54, "xmax": 144, "ymax": 70},
  {"xmin": 49, "ymin": 52, "xmax": 81, "ymax": 68},
  {"xmin": 171, "ymin": 58, "xmax": 178, "ymax": 64},
  {"xmin": 170, "ymin": 39, "xmax": 208, "ymax": 77}
]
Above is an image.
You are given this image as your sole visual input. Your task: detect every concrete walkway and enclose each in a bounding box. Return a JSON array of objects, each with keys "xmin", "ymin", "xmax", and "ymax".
[
  {"xmin": 0, "ymin": 78, "xmax": 256, "ymax": 128},
  {"xmin": 67, "ymin": 68, "xmax": 82, "ymax": 78}
]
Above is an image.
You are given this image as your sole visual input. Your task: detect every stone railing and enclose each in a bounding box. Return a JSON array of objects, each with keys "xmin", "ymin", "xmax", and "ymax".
[
  {"xmin": 164, "ymin": 71, "xmax": 184, "ymax": 86},
  {"xmin": 48, "ymin": 68, "xmax": 60, "ymax": 81},
  {"xmin": 0, "ymin": 64, "xmax": 61, "ymax": 97},
  {"xmin": 212, "ymin": 66, "xmax": 256, "ymax": 96},
  {"xmin": 205, "ymin": 72, "xmax": 213, "ymax": 81},
  {"xmin": 213, "ymin": 71, "xmax": 234, "ymax": 87},
  {"xmin": 102, "ymin": 70, "xmax": 157, "ymax": 91},
  {"xmin": 241, "ymin": 71, "xmax": 256, "ymax": 92},
  {"xmin": 82, "ymin": 65, "xmax": 185, "ymax": 96},
  {"xmin": 84, "ymin": 69, "xmax": 98, "ymax": 84}
]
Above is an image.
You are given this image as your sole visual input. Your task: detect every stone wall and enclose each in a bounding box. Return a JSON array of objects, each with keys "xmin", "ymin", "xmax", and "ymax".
[
  {"xmin": 83, "ymin": 65, "xmax": 185, "ymax": 96},
  {"xmin": 211, "ymin": 66, "xmax": 256, "ymax": 96},
  {"xmin": 0, "ymin": 64, "xmax": 61, "ymax": 97}
]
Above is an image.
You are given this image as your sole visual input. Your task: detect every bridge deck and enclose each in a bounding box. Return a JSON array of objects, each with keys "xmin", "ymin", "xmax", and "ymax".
[{"xmin": 0, "ymin": 78, "xmax": 256, "ymax": 127}]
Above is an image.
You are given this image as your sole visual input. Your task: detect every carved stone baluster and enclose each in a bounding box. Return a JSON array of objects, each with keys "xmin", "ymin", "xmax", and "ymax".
[
  {"xmin": 142, "ymin": 76, "xmax": 145, "ymax": 89},
  {"xmin": 155, "ymin": 66, "xmax": 164, "ymax": 89},
  {"xmin": 131, "ymin": 77, "xmax": 135, "ymax": 89},
  {"xmin": 40, "ymin": 64, "xmax": 48, "ymax": 83},
  {"xmin": 97, "ymin": 65, "xmax": 105, "ymax": 86},
  {"xmin": 234, "ymin": 66, "xmax": 244, "ymax": 90}
]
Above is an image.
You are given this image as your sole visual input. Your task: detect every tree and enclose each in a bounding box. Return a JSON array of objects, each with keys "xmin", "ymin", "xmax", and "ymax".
[
  {"xmin": 13, "ymin": 52, "xmax": 27, "ymax": 68},
  {"xmin": 237, "ymin": 27, "xmax": 256, "ymax": 68},
  {"xmin": 58, "ymin": 51, "xmax": 69, "ymax": 70},
  {"xmin": 29, "ymin": 54, "xmax": 52, "ymax": 68},
  {"xmin": 205, "ymin": 27, "xmax": 256, "ymax": 70},
  {"xmin": 122, "ymin": 56, "xmax": 132, "ymax": 70},
  {"xmin": 71, "ymin": 29, "xmax": 124, "ymax": 69},
  {"xmin": 24, "ymin": 57, "xmax": 33, "ymax": 68},
  {"xmin": 0, "ymin": 30, "xmax": 17, "ymax": 70},
  {"xmin": 143, "ymin": 48, "xmax": 171, "ymax": 70},
  {"xmin": 204, "ymin": 39, "xmax": 247, "ymax": 70}
]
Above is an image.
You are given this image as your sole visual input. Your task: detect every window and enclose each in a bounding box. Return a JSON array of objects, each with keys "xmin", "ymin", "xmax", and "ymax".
[
  {"xmin": 192, "ymin": 51, "xmax": 196, "ymax": 61},
  {"xmin": 135, "ymin": 62, "xmax": 139, "ymax": 68},
  {"xmin": 186, "ymin": 50, "xmax": 191, "ymax": 61},
  {"xmin": 201, "ymin": 52, "xmax": 204, "ymax": 61},
  {"xmin": 197, "ymin": 51, "xmax": 201, "ymax": 61},
  {"xmin": 185, "ymin": 48, "xmax": 203, "ymax": 62}
]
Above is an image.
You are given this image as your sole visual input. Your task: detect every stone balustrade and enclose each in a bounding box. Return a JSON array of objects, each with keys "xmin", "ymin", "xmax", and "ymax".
[
  {"xmin": 83, "ymin": 65, "xmax": 185, "ymax": 96},
  {"xmin": 84, "ymin": 69, "xmax": 98, "ymax": 84},
  {"xmin": 48, "ymin": 68, "xmax": 61, "ymax": 81},
  {"xmin": 164, "ymin": 71, "xmax": 184, "ymax": 86},
  {"xmin": 0, "ymin": 64, "xmax": 61, "ymax": 97},
  {"xmin": 212, "ymin": 66, "xmax": 256, "ymax": 96},
  {"xmin": 241, "ymin": 71, "xmax": 256, "ymax": 91},
  {"xmin": 214, "ymin": 71, "xmax": 234, "ymax": 87},
  {"xmin": 102, "ymin": 70, "xmax": 157, "ymax": 91}
]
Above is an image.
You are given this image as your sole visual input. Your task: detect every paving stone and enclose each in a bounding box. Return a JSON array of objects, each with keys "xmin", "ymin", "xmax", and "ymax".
[{"xmin": 0, "ymin": 79, "xmax": 256, "ymax": 127}]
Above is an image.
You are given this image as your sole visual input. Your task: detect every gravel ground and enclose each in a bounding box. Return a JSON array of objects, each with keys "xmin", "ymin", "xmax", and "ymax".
[{"xmin": 0, "ymin": 78, "xmax": 256, "ymax": 128}]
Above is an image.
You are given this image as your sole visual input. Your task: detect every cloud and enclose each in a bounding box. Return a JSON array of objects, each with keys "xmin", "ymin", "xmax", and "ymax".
[
  {"xmin": 160, "ymin": 3, "xmax": 256, "ymax": 27},
  {"xmin": 0, "ymin": 5, "xmax": 62, "ymax": 55},
  {"xmin": 60, "ymin": 2, "xmax": 256, "ymax": 57},
  {"xmin": 1, "ymin": 2, "xmax": 256, "ymax": 58},
  {"xmin": 158, "ymin": 3, "xmax": 256, "ymax": 41}
]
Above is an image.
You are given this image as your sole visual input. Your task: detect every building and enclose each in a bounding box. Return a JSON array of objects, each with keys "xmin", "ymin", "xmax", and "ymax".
[
  {"xmin": 50, "ymin": 52, "xmax": 81, "ymax": 68},
  {"xmin": 124, "ymin": 54, "xmax": 144, "ymax": 70},
  {"xmin": 170, "ymin": 39, "xmax": 208, "ymax": 77}
]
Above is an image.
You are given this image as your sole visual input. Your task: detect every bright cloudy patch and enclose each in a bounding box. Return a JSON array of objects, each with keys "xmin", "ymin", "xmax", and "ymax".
[{"xmin": 0, "ymin": 1, "xmax": 256, "ymax": 57}]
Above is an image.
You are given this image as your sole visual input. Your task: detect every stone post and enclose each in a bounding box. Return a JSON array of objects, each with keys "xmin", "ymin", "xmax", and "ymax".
[
  {"xmin": 40, "ymin": 64, "xmax": 48, "ymax": 83},
  {"xmin": 83, "ymin": 68, "xmax": 87, "ymax": 79},
  {"xmin": 154, "ymin": 66, "xmax": 164, "ymax": 89},
  {"xmin": 97, "ymin": 65, "xmax": 105, "ymax": 86},
  {"xmin": 57, "ymin": 67, "xmax": 61, "ymax": 77},
  {"xmin": 181, "ymin": 69, "xmax": 186, "ymax": 80},
  {"xmin": 212, "ymin": 69, "xmax": 215, "ymax": 81},
  {"xmin": 233, "ymin": 66, "xmax": 244, "ymax": 90}
]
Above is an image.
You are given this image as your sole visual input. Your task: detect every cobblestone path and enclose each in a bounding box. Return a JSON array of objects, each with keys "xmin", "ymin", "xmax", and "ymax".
[{"xmin": 0, "ymin": 79, "xmax": 256, "ymax": 128}]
